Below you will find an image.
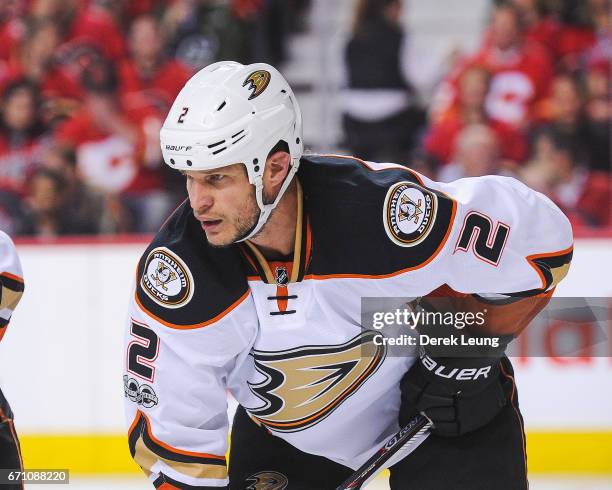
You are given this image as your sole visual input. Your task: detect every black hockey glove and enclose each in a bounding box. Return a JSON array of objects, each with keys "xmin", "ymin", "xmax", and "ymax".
[
  {"xmin": 399, "ymin": 346, "xmax": 510, "ymax": 437},
  {"xmin": 399, "ymin": 298, "xmax": 514, "ymax": 437}
]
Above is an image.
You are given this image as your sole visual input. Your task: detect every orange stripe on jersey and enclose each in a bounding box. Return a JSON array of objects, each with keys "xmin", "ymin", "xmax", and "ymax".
[
  {"xmin": 0, "ymin": 272, "xmax": 24, "ymax": 284},
  {"xmin": 156, "ymin": 484, "xmax": 180, "ymax": 490},
  {"xmin": 526, "ymin": 245, "xmax": 574, "ymax": 290},
  {"xmin": 134, "ymin": 410, "xmax": 226, "ymax": 462},
  {"xmin": 304, "ymin": 216, "xmax": 312, "ymax": 271},
  {"xmin": 302, "ymin": 198, "xmax": 457, "ymax": 281},
  {"xmin": 135, "ymin": 289, "xmax": 251, "ymax": 330},
  {"xmin": 127, "ymin": 410, "xmax": 141, "ymax": 436},
  {"xmin": 239, "ymin": 245, "xmax": 259, "ymax": 273},
  {"xmin": 318, "ymin": 153, "xmax": 425, "ymax": 185},
  {"xmin": 275, "ymin": 285, "xmax": 288, "ymax": 312},
  {"xmin": 141, "ymin": 412, "xmax": 225, "ymax": 461},
  {"xmin": 500, "ymin": 362, "xmax": 528, "ymax": 489},
  {"xmin": 244, "ymin": 241, "xmax": 275, "ymax": 283}
]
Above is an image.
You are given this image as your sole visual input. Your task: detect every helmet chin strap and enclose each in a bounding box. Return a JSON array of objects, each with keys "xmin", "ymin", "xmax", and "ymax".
[{"xmin": 236, "ymin": 158, "xmax": 300, "ymax": 243}]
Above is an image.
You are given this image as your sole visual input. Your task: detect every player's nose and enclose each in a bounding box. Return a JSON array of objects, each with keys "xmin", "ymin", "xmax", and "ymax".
[{"xmin": 188, "ymin": 180, "xmax": 214, "ymax": 213}]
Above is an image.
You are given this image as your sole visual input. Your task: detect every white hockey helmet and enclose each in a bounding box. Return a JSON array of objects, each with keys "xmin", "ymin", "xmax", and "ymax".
[{"xmin": 160, "ymin": 61, "xmax": 303, "ymax": 241}]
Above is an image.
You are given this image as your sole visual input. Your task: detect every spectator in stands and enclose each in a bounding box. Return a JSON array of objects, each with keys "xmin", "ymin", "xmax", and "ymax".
[
  {"xmin": 424, "ymin": 66, "xmax": 527, "ymax": 167},
  {"xmin": 19, "ymin": 166, "xmax": 69, "ymax": 237},
  {"xmin": 586, "ymin": 0, "xmax": 611, "ymax": 62},
  {"xmin": 0, "ymin": 19, "xmax": 82, "ymax": 112},
  {"xmin": 55, "ymin": 59, "xmax": 172, "ymax": 233},
  {"xmin": 41, "ymin": 146, "xmax": 109, "ymax": 234},
  {"xmin": 163, "ymin": 1, "xmax": 251, "ymax": 69},
  {"xmin": 552, "ymin": 0, "xmax": 598, "ymax": 72},
  {"xmin": 520, "ymin": 128, "xmax": 610, "ymax": 226},
  {"xmin": 437, "ymin": 124, "xmax": 504, "ymax": 182},
  {"xmin": 584, "ymin": 65, "xmax": 611, "ymax": 173},
  {"xmin": 227, "ymin": 0, "xmax": 301, "ymax": 65},
  {"xmin": 67, "ymin": 0, "xmax": 127, "ymax": 63},
  {"xmin": 342, "ymin": 0, "xmax": 425, "ymax": 163},
  {"xmin": 509, "ymin": 0, "xmax": 598, "ymax": 69},
  {"xmin": 0, "ymin": 79, "xmax": 50, "ymax": 198},
  {"xmin": 535, "ymin": 73, "xmax": 609, "ymax": 172},
  {"xmin": 118, "ymin": 14, "xmax": 192, "ymax": 113},
  {"xmin": 0, "ymin": 0, "xmax": 27, "ymax": 62},
  {"xmin": 163, "ymin": 0, "xmax": 301, "ymax": 69},
  {"xmin": 436, "ymin": 2, "xmax": 554, "ymax": 128},
  {"xmin": 29, "ymin": 0, "xmax": 78, "ymax": 28},
  {"xmin": 125, "ymin": 0, "xmax": 166, "ymax": 20},
  {"xmin": 510, "ymin": 0, "xmax": 561, "ymax": 59}
]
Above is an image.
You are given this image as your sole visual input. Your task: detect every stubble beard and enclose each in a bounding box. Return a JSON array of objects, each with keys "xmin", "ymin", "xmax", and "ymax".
[{"xmin": 207, "ymin": 187, "xmax": 272, "ymax": 248}]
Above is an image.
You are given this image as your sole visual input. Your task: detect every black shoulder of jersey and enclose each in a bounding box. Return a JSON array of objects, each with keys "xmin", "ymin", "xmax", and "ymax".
[
  {"xmin": 135, "ymin": 200, "xmax": 250, "ymax": 328},
  {"xmin": 297, "ymin": 154, "xmax": 456, "ymax": 275}
]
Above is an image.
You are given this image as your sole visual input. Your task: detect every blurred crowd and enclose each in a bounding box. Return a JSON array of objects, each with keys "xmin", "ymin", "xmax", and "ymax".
[
  {"xmin": 0, "ymin": 0, "xmax": 609, "ymax": 237},
  {"xmin": 344, "ymin": 0, "xmax": 611, "ymax": 228},
  {"xmin": 0, "ymin": 0, "xmax": 309, "ymax": 236}
]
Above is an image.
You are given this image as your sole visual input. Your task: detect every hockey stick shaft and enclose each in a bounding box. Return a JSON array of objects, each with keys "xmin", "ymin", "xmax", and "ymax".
[{"xmin": 336, "ymin": 414, "xmax": 432, "ymax": 490}]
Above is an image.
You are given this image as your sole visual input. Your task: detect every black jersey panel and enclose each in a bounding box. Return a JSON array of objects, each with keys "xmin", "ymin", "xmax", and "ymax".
[
  {"xmin": 135, "ymin": 201, "xmax": 249, "ymax": 327},
  {"xmin": 298, "ymin": 155, "xmax": 456, "ymax": 276}
]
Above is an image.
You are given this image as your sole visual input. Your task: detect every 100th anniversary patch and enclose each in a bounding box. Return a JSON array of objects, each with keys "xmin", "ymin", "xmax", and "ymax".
[
  {"xmin": 140, "ymin": 247, "xmax": 194, "ymax": 308},
  {"xmin": 384, "ymin": 181, "xmax": 437, "ymax": 247}
]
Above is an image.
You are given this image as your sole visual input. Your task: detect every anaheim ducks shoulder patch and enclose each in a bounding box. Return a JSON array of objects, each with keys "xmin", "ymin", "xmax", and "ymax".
[
  {"xmin": 247, "ymin": 330, "xmax": 386, "ymax": 433},
  {"xmin": 140, "ymin": 247, "xmax": 194, "ymax": 308},
  {"xmin": 384, "ymin": 181, "xmax": 437, "ymax": 247}
]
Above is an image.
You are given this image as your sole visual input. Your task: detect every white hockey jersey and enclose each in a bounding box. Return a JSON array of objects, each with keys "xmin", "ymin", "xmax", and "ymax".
[
  {"xmin": 0, "ymin": 231, "xmax": 24, "ymax": 342},
  {"xmin": 124, "ymin": 155, "xmax": 573, "ymax": 489}
]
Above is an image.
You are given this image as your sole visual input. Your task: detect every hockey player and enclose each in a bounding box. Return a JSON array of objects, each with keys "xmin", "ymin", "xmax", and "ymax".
[
  {"xmin": 124, "ymin": 61, "xmax": 573, "ymax": 489},
  {"xmin": 0, "ymin": 231, "xmax": 25, "ymax": 490}
]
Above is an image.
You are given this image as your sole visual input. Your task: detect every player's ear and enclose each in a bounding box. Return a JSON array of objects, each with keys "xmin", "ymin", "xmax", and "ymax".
[{"xmin": 263, "ymin": 151, "xmax": 291, "ymax": 189}]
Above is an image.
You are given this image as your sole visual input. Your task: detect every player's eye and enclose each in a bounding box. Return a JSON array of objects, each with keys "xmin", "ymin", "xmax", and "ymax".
[{"xmin": 208, "ymin": 174, "xmax": 225, "ymax": 183}]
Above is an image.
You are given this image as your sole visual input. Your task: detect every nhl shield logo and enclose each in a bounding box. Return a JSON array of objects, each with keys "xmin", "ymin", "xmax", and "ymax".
[
  {"xmin": 384, "ymin": 182, "xmax": 437, "ymax": 247},
  {"xmin": 140, "ymin": 247, "xmax": 194, "ymax": 308},
  {"xmin": 275, "ymin": 266, "xmax": 289, "ymax": 287}
]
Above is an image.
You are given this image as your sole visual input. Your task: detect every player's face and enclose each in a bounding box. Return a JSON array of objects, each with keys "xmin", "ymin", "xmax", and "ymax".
[{"xmin": 184, "ymin": 164, "xmax": 260, "ymax": 247}]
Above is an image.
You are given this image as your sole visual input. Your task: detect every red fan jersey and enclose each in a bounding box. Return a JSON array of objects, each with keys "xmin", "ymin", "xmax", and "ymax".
[
  {"xmin": 55, "ymin": 104, "xmax": 163, "ymax": 194},
  {"xmin": 0, "ymin": 19, "xmax": 24, "ymax": 62},
  {"xmin": 559, "ymin": 171, "xmax": 611, "ymax": 227},
  {"xmin": 0, "ymin": 133, "xmax": 49, "ymax": 195},
  {"xmin": 0, "ymin": 63, "xmax": 83, "ymax": 102},
  {"xmin": 424, "ymin": 115, "xmax": 528, "ymax": 164},
  {"xmin": 470, "ymin": 42, "xmax": 554, "ymax": 127},
  {"xmin": 68, "ymin": 5, "xmax": 127, "ymax": 62},
  {"xmin": 118, "ymin": 58, "xmax": 192, "ymax": 111}
]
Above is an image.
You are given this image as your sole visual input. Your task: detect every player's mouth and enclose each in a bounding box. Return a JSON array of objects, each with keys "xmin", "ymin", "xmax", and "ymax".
[{"xmin": 200, "ymin": 219, "xmax": 222, "ymax": 232}]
